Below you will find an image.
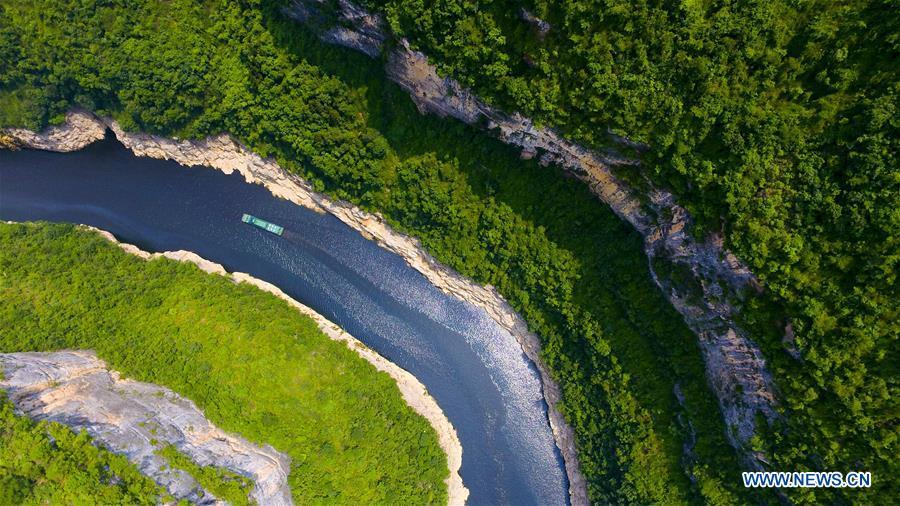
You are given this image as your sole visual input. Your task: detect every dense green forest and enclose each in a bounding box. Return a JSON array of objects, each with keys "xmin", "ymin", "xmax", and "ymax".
[
  {"xmin": 0, "ymin": 0, "xmax": 894, "ymax": 503},
  {"xmin": 0, "ymin": 394, "xmax": 166, "ymax": 505},
  {"xmin": 360, "ymin": 0, "xmax": 899, "ymax": 501},
  {"xmin": 0, "ymin": 1, "xmax": 750, "ymax": 503},
  {"xmin": 0, "ymin": 223, "xmax": 448, "ymax": 504}
]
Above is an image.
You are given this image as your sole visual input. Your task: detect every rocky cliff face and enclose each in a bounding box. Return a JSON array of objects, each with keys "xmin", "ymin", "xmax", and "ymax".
[
  {"xmin": 0, "ymin": 350, "xmax": 292, "ymax": 505},
  {"xmin": 3, "ymin": 113, "xmax": 107, "ymax": 152},
  {"xmin": 283, "ymin": 0, "xmax": 778, "ymax": 467}
]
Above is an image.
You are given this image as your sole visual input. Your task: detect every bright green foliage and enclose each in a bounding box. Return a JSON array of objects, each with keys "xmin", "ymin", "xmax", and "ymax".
[
  {"xmin": 0, "ymin": 223, "xmax": 448, "ymax": 504},
  {"xmin": 157, "ymin": 445, "xmax": 253, "ymax": 506},
  {"xmin": 0, "ymin": 394, "xmax": 165, "ymax": 505}
]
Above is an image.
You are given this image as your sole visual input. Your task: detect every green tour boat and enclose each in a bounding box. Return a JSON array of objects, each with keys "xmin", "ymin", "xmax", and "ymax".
[{"xmin": 242, "ymin": 213, "xmax": 284, "ymax": 236}]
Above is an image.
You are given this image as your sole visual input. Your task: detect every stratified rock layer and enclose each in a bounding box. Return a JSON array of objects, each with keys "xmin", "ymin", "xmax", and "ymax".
[
  {"xmin": 283, "ymin": 0, "xmax": 778, "ymax": 473},
  {"xmin": 0, "ymin": 350, "xmax": 292, "ymax": 505},
  {"xmin": 4, "ymin": 113, "xmax": 106, "ymax": 152}
]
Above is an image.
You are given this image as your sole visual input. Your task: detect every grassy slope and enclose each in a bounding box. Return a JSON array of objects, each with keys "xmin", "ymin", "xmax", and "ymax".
[{"xmin": 0, "ymin": 223, "xmax": 447, "ymax": 504}]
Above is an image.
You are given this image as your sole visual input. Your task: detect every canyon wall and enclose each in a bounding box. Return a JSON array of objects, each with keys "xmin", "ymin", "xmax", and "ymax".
[
  {"xmin": 0, "ymin": 349, "xmax": 292, "ymax": 505},
  {"xmin": 282, "ymin": 0, "xmax": 778, "ymax": 465}
]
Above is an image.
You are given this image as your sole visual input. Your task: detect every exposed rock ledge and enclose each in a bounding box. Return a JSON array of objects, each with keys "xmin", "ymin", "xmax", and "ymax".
[
  {"xmin": 4, "ymin": 112, "xmax": 106, "ymax": 152},
  {"xmin": 283, "ymin": 0, "xmax": 778, "ymax": 468},
  {"xmin": 0, "ymin": 349, "xmax": 292, "ymax": 505},
  {"xmin": 4, "ymin": 109, "xmax": 565, "ymax": 505}
]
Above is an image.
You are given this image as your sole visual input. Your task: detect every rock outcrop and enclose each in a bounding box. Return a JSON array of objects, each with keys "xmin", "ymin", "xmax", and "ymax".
[
  {"xmin": 0, "ymin": 350, "xmax": 292, "ymax": 505},
  {"xmin": 519, "ymin": 9, "xmax": 551, "ymax": 38},
  {"xmin": 283, "ymin": 0, "xmax": 778, "ymax": 468},
  {"xmin": 4, "ymin": 113, "xmax": 106, "ymax": 152}
]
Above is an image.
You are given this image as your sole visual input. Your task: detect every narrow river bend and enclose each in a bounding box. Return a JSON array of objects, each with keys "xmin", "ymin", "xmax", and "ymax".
[{"xmin": 0, "ymin": 136, "xmax": 569, "ymax": 505}]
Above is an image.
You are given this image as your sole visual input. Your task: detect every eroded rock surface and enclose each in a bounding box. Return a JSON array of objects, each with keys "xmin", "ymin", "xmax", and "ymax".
[
  {"xmin": 519, "ymin": 9, "xmax": 551, "ymax": 38},
  {"xmin": 4, "ymin": 112, "xmax": 106, "ymax": 152},
  {"xmin": 283, "ymin": 0, "xmax": 778, "ymax": 470},
  {"xmin": 0, "ymin": 350, "xmax": 292, "ymax": 505}
]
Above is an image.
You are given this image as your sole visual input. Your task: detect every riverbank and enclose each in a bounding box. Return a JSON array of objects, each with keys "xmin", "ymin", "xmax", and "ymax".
[
  {"xmin": 5, "ymin": 109, "xmax": 583, "ymax": 505},
  {"xmin": 0, "ymin": 221, "xmax": 455, "ymax": 504},
  {"xmin": 283, "ymin": 0, "xmax": 777, "ymax": 459},
  {"xmin": 85, "ymin": 224, "xmax": 468, "ymax": 505}
]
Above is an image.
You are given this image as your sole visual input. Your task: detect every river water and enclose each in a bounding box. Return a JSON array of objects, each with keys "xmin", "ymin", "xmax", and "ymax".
[{"xmin": 0, "ymin": 136, "xmax": 569, "ymax": 505}]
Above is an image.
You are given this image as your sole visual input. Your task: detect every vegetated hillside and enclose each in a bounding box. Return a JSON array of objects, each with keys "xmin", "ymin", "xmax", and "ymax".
[
  {"xmin": 360, "ymin": 0, "xmax": 899, "ymax": 501},
  {"xmin": 0, "ymin": 1, "xmax": 752, "ymax": 503},
  {"xmin": 0, "ymin": 394, "xmax": 165, "ymax": 504},
  {"xmin": 0, "ymin": 223, "xmax": 448, "ymax": 504}
]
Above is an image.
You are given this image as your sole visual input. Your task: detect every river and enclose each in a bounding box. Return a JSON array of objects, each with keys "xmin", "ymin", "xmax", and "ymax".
[{"xmin": 0, "ymin": 136, "xmax": 569, "ymax": 505}]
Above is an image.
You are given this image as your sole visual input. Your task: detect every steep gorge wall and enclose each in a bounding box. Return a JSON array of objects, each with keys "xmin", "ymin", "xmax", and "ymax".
[{"xmin": 283, "ymin": 0, "xmax": 778, "ymax": 467}]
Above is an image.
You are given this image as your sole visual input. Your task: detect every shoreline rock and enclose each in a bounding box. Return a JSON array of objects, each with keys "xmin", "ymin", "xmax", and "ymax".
[
  {"xmin": 0, "ymin": 349, "xmax": 293, "ymax": 505},
  {"xmin": 84, "ymin": 224, "xmax": 470, "ymax": 505},
  {"xmin": 283, "ymin": 0, "xmax": 778, "ymax": 468},
  {"xmin": 4, "ymin": 113, "xmax": 106, "ymax": 152}
]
